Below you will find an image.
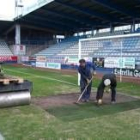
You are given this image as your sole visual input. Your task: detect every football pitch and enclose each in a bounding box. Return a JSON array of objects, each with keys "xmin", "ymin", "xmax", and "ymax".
[{"xmin": 0, "ymin": 65, "xmax": 140, "ymax": 140}]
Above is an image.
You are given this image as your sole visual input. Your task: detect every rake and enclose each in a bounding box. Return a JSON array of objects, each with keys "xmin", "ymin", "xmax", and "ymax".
[{"xmin": 74, "ymin": 76, "xmax": 93, "ymax": 104}]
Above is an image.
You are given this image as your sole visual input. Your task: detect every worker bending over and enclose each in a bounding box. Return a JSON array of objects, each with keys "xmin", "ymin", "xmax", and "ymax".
[{"xmin": 96, "ymin": 73, "xmax": 117, "ymax": 104}]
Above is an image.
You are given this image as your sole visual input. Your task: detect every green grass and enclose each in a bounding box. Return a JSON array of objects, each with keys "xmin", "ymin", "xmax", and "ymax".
[
  {"xmin": 47, "ymin": 100, "xmax": 140, "ymax": 122},
  {"xmin": 4, "ymin": 65, "xmax": 79, "ymax": 96},
  {"xmin": 0, "ymin": 64, "xmax": 140, "ymax": 140},
  {"xmin": 3, "ymin": 65, "xmax": 140, "ymax": 97}
]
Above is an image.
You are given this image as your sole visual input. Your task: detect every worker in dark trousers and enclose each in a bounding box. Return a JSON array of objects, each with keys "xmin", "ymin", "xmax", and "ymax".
[
  {"xmin": 78, "ymin": 59, "xmax": 96, "ymax": 102},
  {"xmin": 96, "ymin": 73, "xmax": 117, "ymax": 104}
]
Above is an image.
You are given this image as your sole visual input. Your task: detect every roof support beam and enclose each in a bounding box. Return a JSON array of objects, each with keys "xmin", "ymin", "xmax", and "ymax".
[
  {"xmin": 55, "ymin": 0, "xmax": 125, "ymax": 23},
  {"xmin": 92, "ymin": 0, "xmax": 140, "ymax": 18},
  {"xmin": 21, "ymin": 24, "xmax": 57, "ymax": 33},
  {"xmin": 20, "ymin": 18, "xmax": 72, "ymax": 32},
  {"xmin": 40, "ymin": 9, "xmax": 109, "ymax": 28},
  {"xmin": 4, "ymin": 25, "xmax": 15, "ymax": 35},
  {"xmin": 27, "ymin": 14, "xmax": 76, "ymax": 30},
  {"xmin": 28, "ymin": 14, "xmax": 83, "ymax": 29}
]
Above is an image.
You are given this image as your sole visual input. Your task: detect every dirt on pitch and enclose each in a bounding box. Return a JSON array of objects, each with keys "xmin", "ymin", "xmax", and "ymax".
[{"xmin": 32, "ymin": 92, "xmax": 139, "ymax": 109}]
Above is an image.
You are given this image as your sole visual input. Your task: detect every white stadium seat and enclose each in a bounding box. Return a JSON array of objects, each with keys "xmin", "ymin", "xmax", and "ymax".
[{"xmin": 0, "ymin": 40, "xmax": 13, "ymax": 56}]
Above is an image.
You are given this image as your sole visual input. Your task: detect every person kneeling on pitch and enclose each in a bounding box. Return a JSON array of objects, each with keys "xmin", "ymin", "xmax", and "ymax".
[
  {"xmin": 96, "ymin": 73, "xmax": 117, "ymax": 105},
  {"xmin": 78, "ymin": 59, "xmax": 96, "ymax": 102}
]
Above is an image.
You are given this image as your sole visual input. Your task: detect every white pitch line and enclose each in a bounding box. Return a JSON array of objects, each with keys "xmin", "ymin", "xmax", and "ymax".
[
  {"xmin": 118, "ymin": 92, "xmax": 140, "ymax": 100},
  {"xmin": 5, "ymin": 69, "xmax": 78, "ymax": 87}
]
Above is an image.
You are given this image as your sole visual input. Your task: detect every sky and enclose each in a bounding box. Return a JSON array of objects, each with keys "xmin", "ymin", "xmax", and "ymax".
[{"xmin": 0, "ymin": 0, "xmax": 36, "ymax": 20}]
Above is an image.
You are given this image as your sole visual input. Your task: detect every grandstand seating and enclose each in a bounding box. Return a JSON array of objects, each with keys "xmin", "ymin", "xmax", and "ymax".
[
  {"xmin": 0, "ymin": 40, "xmax": 13, "ymax": 56},
  {"xmin": 35, "ymin": 36, "xmax": 84, "ymax": 57},
  {"xmin": 35, "ymin": 33, "xmax": 140, "ymax": 63},
  {"xmin": 94, "ymin": 30, "xmax": 127, "ymax": 37},
  {"xmin": 36, "ymin": 42, "xmax": 76, "ymax": 56},
  {"xmin": 93, "ymin": 37, "xmax": 140, "ymax": 59},
  {"xmin": 26, "ymin": 45, "xmax": 48, "ymax": 56}
]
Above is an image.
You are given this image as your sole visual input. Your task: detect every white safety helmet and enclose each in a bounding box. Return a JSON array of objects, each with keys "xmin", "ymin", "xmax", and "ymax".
[{"xmin": 104, "ymin": 79, "xmax": 111, "ymax": 86}]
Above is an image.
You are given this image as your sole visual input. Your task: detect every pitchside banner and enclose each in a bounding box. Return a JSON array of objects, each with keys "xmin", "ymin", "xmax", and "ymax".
[
  {"xmin": 64, "ymin": 56, "xmax": 79, "ymax": 65},
  {"xmin": 114, "ymin": 68, "xmax": 140, "ymax": 78},
  {"xmin": 104, "ymin": 57, "xmax": 120, "ymax": 68},
  {"xmin": 64, "ymin": 57, "xmax": 92, "ymax": 65},
  {"xmin": 36, "ymin": 62, "xmax": 46, "ymax": 68},
  {"xmin": 123, "ymin": 57, "xmax": 135, "ymax": 69},
  {"xmin": 105, "ymin": 57, "xmax": 135, "ymax": 69},
  {"xmin": 36, "ymin": 56, "xmax": 47, "ymax": 62},
  {"xmin": 46, "ymin": 63, "xmax": 61, "ymax": 70},
  {"xmin": 21, "ymin": 56, "xmax": 29, "ymax": 62},
  {"xmin": 0, "ymin": 56, "xmax": 17, "ymax": 62}
]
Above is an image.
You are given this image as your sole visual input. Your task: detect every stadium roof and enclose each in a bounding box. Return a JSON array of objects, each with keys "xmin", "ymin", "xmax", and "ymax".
[
  {"xmin": 1, "ymin": 0, "xmax": 140, "ymax": 34},
  {"xmin": 0, "ymin": 21, "xmax": 13, "ymax": 35}
]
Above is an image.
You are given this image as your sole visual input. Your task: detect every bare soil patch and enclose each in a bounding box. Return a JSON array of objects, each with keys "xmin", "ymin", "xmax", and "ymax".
[{"xmin": 32, "ymin": 92, "xmax": 139, "ymax": 109}]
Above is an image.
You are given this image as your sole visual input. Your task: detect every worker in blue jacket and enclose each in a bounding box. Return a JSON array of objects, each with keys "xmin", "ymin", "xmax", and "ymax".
[{"xmin": 78, "ymin": 59, "xmax": 96, "ymax": 102}]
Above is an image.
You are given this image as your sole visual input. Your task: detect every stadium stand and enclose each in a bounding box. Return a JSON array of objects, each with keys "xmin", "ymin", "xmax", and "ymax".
[
  {"xmin": 0, "ymin": 40, "xmax": 13, "ymax": 56},
  {"xmin": 35, "ymin": 36, "xmax": 84, "ymax": 56},
  {"xmin": 26, "ymin": 45, "xmax": 48, "ymax": 56},
  {"xmin": 35, "ymin": 30, "xmax": 137, "ymax": 57},
  {"xmin": 93, "ymin": 36, "xmax": 140, "ymax": 58},
  {"xmin": 0, "ymin": 0, "xmax": 140, "ymax": 68},
  {"xmin": 35, "ymin": 33, "xmax": 140, "ymax": 65},
  {"xmin": 36, "ymin": 42, "xmax": 74, "ymax": 56},
  {"xmin": 94, "ymin": 30, "xmax": 127, "ymax": 37}
]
